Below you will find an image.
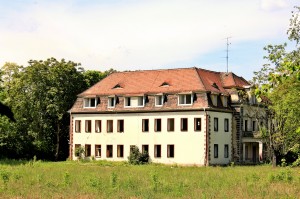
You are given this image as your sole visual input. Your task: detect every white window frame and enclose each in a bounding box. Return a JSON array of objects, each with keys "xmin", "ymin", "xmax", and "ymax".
[
  {"xmin": 124, "ymin": 96, "xmax": 145, "ymax": 108},
  {"xmin": 108, "ymin": 96, "xmax": 116, "ymax": 108},
  {"xmin": 84, "ymin": 98, "xmax": 97, "ymax": 108},
  {"xmin": 178, "ymin": 94, "xmax": 193, "ymax": 105},
  {"xmin": 137, "ymin": 96, "xmax": 144, "ymax": 107},
  {"xmin": 155, "ymin": 95, "xmax": 163, "ymax": 107},
  {"xmin": 124, "ymin": 97, "xmax": 131, "ymax": 107}
]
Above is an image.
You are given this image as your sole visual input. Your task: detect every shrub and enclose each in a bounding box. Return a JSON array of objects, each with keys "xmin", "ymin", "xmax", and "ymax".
[{"xmin": 128, "ymin": 146, "xmax": 150, "ymax": 165}]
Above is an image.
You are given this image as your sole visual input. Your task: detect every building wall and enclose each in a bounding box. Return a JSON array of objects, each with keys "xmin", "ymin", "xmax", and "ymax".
[
  {"xmin": 208, "ymin": 111, "xmax": 232, "ymax": 165},
  {"xmin": 72, "ymin": 111, "xmax": 210, "ymax": 165}
]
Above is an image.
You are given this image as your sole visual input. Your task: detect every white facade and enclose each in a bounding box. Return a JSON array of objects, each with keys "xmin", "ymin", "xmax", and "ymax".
[{"xmin": 71, "ymin": 111, "xmax": 232, "ymax": 165}]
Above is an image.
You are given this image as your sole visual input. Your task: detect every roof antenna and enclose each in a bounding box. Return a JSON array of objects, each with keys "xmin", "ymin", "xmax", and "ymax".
[{"xmin": 225, "ymin": 37, "xmax": 231, "ymax": 73}]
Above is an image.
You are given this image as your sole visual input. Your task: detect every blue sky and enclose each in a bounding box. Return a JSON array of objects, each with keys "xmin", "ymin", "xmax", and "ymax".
[{"xmin": 0, "ymin": 0, "xmax": 298, "ymax": 80}]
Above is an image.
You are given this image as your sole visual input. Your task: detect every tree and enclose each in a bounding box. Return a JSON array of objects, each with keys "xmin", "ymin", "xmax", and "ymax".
[
  {"xmin": 253, "ymin": 6, "xmax": 300, "ymax": 166},
  {"xmin": 83, "ymin": 68, "xmax": 116, "ymax": 88}
]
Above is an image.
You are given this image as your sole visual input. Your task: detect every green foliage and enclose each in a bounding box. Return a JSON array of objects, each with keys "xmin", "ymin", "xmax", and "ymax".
[
  {"xmin": 253, "ymin": 6, "xmax": 300, "ymax": 166},
  {"xmin": 75, "ymin": 146, "xmax": 85, "ymax": 160},
  {"xmin": 127, "ymin": 145, "xmax": 150, "ymax": 165}
]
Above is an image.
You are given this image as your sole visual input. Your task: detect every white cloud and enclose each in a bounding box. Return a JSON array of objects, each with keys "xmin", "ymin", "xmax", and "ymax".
[
  {"xmin": 261, "ymin": 0, "xmax": 289, "ymax": 11},
  {"xmin": 0, "ymin": 0, "xmax": 298, "ymax": 73}
]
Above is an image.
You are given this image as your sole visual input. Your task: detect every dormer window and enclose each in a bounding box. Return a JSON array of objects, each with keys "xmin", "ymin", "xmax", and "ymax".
[
  {"xmin": 84, "ymin": 98, "xmax": 97, "ymax": 108},
  {"xmin": 210, "ymin": 94, "xmax": 218, "ymax": 106},
  {"xmin": 108, "ymin": 96, "xmax": 116, "ymax": 108},
  {"xmin": 178, "ymin": 94, "xmax": 192, "ymax": 105},
  {"xmin": 124, "ymin": 96, "xmax": 145, "ymax": 107},
  {"xmin": 160, "ymin": 82, "xmax": 169, "ymax": 87},
  {"xmin": 221, "ymin": 95, "xmax": 228, "ymax": 107},
  {"xmin": 155, "ymin": 95, "xmax": 164, "ymax": 106}
]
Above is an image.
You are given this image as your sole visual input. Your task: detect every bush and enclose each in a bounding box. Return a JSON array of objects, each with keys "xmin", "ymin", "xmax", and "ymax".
[{"xmin": 128, "ymin": 146, "xmax": 150, "ymax": 165}]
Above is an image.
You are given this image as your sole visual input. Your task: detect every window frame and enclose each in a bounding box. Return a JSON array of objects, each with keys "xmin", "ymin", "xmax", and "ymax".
[
  {"xmin": 84, "ymin": 98, "xmax": 97, "ymax": 108},
  {"xmin": 95, "ymin": 120, "xmax": 102, "ymax": 133},
  {"xmin": 178, "ymin": 94, "xmax": 193, "ymax": 105},
  {"xmin": 95, "ymin": 145, "xmax": 101, "ymax": 157},
  {"xmin": 107, "ymin": 120, "xmax": 113, "ymax": 133},
  {"xmin": 167, "ymin": 118, "xmax": 175, "ymax": 132},
  {"xmin": 124, "ymin": 97, "xmax": 131, "ymax": 107},
  {"xmin": 142, "ymin": 119, "xmax": 149, "ymax": 132},
  {"xmin": 194, "ymin": 118, "xmax": 201, "ymax": 131},
  {"xmin": 117, "ymin": 119, "xmax": 124, "ymax": 133},
  {"xmin": 117, "ymin": 145, "xmax": 124, "ymax": 158},
  {"xmin": 155, "ymin": 95, "xmax": 163, "ymax": 106},
  {"xmin": 106, "ymin": 145, "xmax": 113, "ymax": 158},
  {"xmin": 154, "ymin": 118, "xmax": 162, "ymax": 132},
  {"xmin": 85, "ymin": 144, "xmax": 91, "ymax": 157},
  {"xmin": 252, "ymin": 121, "xmax": 256, "ymax": 131},
  {"xmin": 142, "ymin": 145, "xmax": 149, "ymax": 154},
  {"xmin": 214, "ymin": 117, "xmax": 218, "ymax": 132},
  {"xmin": 75, "ymin": 144, "xmax": 81, "ymax": 157},
  {"xmin": 224, "ymin": 144, "xmax": 229, "ymax": 158},
  {"xmin": 180, "ymin": 118, "xmax": 188, "ymax": 131},
  {"xmin": 167, "ymin": 144, "xmax": 175, "ymax": 158},
  {"xmin": 154, "ymin": 145, "xmax": 161, "ymax": 158},
  {"xmin": 75, "ymin": 120, "xmax": 81, "ymax": 133},
  {"xmin": 214, "ymin": 144, "xmax": 218, "ymax": 158},
  {"xmin": 224, "ymin": 118, "xmax": 229, "ymax": 132},
  {"xmin": 108, "ymin": 96, "xmax": 116, "ymax": 108},
  {"xmin": 245, "ymin": 119, "xmax": 248, "ymax": 131},
  {"xmin": 85, "ymin": 120, "xmax": 92, "ymax": 133}
]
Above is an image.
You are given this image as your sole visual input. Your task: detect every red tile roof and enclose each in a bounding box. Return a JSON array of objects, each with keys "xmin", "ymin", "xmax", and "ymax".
[{"xmin": 79, "ymin": 67, "xmax": 250, "ymax": 97}]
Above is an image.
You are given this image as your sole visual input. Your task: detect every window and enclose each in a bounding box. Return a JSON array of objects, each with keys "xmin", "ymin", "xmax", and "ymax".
[
  {"xmin": 75, "ymin": 120, "xmax": 81, "ymax": 133},
  {"xmin": 224, "ymin": 144, "xmax": 229, "ymax": 158},
  {"xmin": 125, "ymin": 97, "xmax": 131, "ymax": 107},
  {"xmin": 85, "ymin": 120, "xmax": 91, "ymax": 133},
  {"xmin": 95, "ymin": 120, "xmax": 101, "ymax": 133},
  {"xmin": 84, "ymin": 98, "xmax": 97, "ymax": 108},
  {"xmin": 167, "ymin": 145, "xmax": 175, "ymax": 158},
  {"xmin": 252, "ymin": 121, "xmax": 256, "ymax": 131},
  {"xmin": 85, "ymin": 144, "xmax": 91, "ymax": 157},
  {"xmin": 194, "ymin": 118, "xmax": 201, "ymax": 131},
  {"xmin": 245, "ymin": 120, "xmax": 248, "ymax": 131},
  {"xmin": 142, "ymin": 145, "xmax": 149, "ymax": 154},
  {"xmin": 154, "ymin": 119, "xmax": 162, "ymax": 132},
  {"xmin": 108, "ymin": 97, "xmax": 115, "ymax": 108},
  {"xmin": 137, "ymin": 96, "xmax": 144, "ymax": 107},
  {"xmin": 221, "ymin": 96, "xmax": 228, "ymax": 107},
  {"xmin": 211, "ymin": 94, "xmax": 218, "ymax": 106},
  {"xmin": 167, "ymin": 118, "xmax": 175, "ymax": 132},
  {"xmin": 142, "ymin": 119, "xmax": 149, "ymax": 132},
  {"xmin": 155, "ymin": 95, "xmax": 163, "ymax": 106},
  {"xmin": 117, "ymin": 145, "xmax": 124, "ymax": 158},
  {"xmin": 75, "ymin": 144, "xmax": 81, "ymax": 157},
  {"xmin": 181, "ymin": 118, "xmax": 188, "ymax": 131},
  {"xmin": 107, "ymin": 120, "xmax": 113, "ymax": 133},
  {"xmin": 106, "ymin": 145, "xmax": 113, "ymax": 158},
  {"xmin": 224, "ymin": 118, "xmax": 229, "ymax": 132},
  {"xmin": 214, "ymin": 118, "xmax": 218, "ymax": 132},
  {"xmin": 130, "ymin": 145, "xmax": 135, "ymax": 154},
  {"xmin": 178, "ymin": 94, "xmax": 192, "ymax": 105},
  {"xmin": 214, "ymin": 144, "xmax": 218, "ymax": 158},
  {"xmin": 95, "ymin": 145, "xmax": 101, "ymax": 157},
  {"xmin": 154, "ymin": 145, "xmax": 161, "ymax": 158},
  {"xmin": 117, "ymin": 120, "xmax": 124, "ymax": 132}
]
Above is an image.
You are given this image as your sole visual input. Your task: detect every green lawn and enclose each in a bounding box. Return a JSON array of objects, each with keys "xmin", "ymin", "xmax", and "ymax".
[{"xmin": 0, "ymin": 160, "xmax": 299, "ymax": 198}]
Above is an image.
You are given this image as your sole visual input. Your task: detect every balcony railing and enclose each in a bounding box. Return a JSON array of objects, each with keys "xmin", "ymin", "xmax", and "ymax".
[{"xmin": 243, "ymin": 131, "xmax": 261, "ymax": 138}]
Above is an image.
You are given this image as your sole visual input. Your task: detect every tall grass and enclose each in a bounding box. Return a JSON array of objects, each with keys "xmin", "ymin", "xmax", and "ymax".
[{"xmin": 0, "ymin": 160, "xmax": 299, "ymax": 198}]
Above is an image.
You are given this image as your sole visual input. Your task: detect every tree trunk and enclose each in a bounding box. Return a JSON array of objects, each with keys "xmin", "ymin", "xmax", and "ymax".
[
  {"xmin": 272, "ymin": 152, "xmax": 277, "ymax": 167},
  {"xmin": 55, "ymin": 122, "xmax": 60, "ymax": 161}
]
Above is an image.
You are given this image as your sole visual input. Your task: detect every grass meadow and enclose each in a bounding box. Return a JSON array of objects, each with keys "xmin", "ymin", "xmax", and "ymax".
[{"xmin": 0, "ymin": 160, "xmax": 299, "ymax": 198}]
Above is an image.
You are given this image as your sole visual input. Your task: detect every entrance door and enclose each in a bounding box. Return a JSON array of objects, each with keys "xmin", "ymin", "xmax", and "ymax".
[{"xmin": 252, "ymin": 146, "xmax": 257, "ymax": 163}]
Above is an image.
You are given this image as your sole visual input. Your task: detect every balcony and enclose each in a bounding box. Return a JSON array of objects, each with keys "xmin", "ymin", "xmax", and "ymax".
[{"xmin": 243, "ymin": 131, "xmax": 261, "ymax": 138}]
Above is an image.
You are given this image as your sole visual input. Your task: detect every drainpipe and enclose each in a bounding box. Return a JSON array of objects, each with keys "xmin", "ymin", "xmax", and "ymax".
[{"xmin": 204, "ymin": 108, "xmax": 209, "ymax": 166}]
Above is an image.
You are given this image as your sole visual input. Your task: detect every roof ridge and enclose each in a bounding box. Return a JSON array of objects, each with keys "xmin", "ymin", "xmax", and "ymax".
[{"xmin": 194, "ymin": 68, "xmax": 208, "ymax": 91}]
